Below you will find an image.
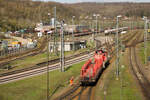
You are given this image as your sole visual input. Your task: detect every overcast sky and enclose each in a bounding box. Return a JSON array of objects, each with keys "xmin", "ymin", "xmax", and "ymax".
[{"xmin": 37, "ymin": 0, "xmax": 150, "ymax": 3}]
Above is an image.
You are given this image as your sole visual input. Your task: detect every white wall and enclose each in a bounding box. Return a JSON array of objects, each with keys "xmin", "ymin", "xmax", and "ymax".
[{"xmin": 58, "ymin": 44, "xmax": 71, "ymax": 51}]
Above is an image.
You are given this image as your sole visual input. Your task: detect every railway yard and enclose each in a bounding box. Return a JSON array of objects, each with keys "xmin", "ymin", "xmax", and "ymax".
[
  {"xmin": 0, "ymin": 29, "xmax": 150, "ymax": 100},
  {"xmin": 0, "ymin": 1, "xmax": 150, "ymax": 100}
]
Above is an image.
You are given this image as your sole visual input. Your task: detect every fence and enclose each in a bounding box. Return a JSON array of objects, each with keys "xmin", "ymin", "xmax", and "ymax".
[{"xmin": 0, "ymin": 46, "xmax": 34, "ymax": 58}]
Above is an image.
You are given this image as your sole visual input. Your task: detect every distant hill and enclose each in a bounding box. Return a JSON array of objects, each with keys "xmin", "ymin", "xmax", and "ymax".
[
  {"xmin": 67, "ymin": 2, "xmax": 150, "ymax": 18},
  {"xmin": 0, "ymin": 0, "xmax": 150, "ymax": 32}
]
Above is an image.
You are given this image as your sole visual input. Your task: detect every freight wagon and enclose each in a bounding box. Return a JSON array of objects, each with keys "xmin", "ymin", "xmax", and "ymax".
[{"xmin": 64, "ymin": 25, "xmax": 91, "ymax": 34}]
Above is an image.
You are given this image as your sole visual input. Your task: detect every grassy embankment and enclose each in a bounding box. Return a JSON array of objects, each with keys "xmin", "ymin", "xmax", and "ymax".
[
  {"xmin": 0, "ymin": 61, "xmax": 85, "ymax": 100},
  {"xmin": 95, "ymin": 50, "xmax": 143, "ymax": 100}
]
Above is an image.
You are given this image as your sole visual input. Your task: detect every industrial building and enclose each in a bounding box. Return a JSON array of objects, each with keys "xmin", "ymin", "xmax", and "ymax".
[{"xmin": 49, "ymin": 40, "xmax": 87, "ymax": 52}]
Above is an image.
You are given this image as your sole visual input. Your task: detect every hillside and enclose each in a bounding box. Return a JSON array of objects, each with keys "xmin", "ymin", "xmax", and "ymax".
[
  {"xmin": 0, "ymin": 0, "xmax": 80, "ymax": 32},
  {"xmin": 67, "ymin": 2, "xmax": 150, "ymax": 18},
  {"xmin": 0, "ymin": 0, "xmax": 150, "ymax": 32}
]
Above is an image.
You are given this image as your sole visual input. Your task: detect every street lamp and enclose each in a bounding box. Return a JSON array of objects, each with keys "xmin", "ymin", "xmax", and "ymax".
[
  {"xmin": 116, "ymin": 15, "xmax": 122, "ymax": 80},
  {"xmin": 84, "ymin": 16, "xmax": 89, "ymax": 27},
  {"xmin": 48, "ymin": 13, "xmax": 51, "ymax": 25},
  {"xmin": 72, "ymin": 16, "xmax": 75, "ymax": 50},
  {"xmin": 143, "ymin": 16, "xmax": 148, "ymax": 65}
]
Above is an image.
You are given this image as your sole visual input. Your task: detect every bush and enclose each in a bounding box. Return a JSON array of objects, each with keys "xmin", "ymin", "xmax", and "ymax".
[{"xmin": 0, "ymin": 34, "xmax": 6, "ymax": 39}]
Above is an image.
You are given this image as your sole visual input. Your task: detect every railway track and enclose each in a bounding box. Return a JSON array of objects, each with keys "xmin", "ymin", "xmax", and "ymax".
[
  {"xmin": 1, "ymin": 36, "xmax": 111, "ymax": 80},
  {"xmin": 56, "ymin": 70, "xmax": 104, "ymax": 100},
  {"xmin": 0, "ymin": 30, "xmax": 142, "ymax": 74},
  {"xmin": 0, "ymin": 51, "xmax": 94, "ymax": 84},
  {"xmin": 122, "ymin": 30, "xmax": 138, "ymax": 44},
  {"xmin": 56, "ymin": 73, "xmax": 99, "ymax": 100},
  {"xmin": 60, "ymin": 30, "xmax": 148, "ymax": 100},
  {"xmin": 0, "ymin": 34, "xmax": 108, "ymax": 78},
  {"xmin": 128, "ymin": 30, "xmax": 150, "ymax": 100},
  {"xmin": 70, "ymin": 86, "xmax": 94, "ymax": 100},
  {"xmin": 0, "ymin": 30, "xmax": 144, "ymax": 68},
  {"xmin": 55, "ymin": 37, "xmax": 113, "ymax": 100},
  {"xmin": 0, "ymin": 51, "xmax": 92, "ymax": 77},
  {"xmin": 129, "ymin": 47, "xmax": 150, "ymax": 100},
  {"xmin": 124, "ymin": 30, "xmax": 142, "ymax": 47},
  {"xmin": 0, "ymin": 35, "xmax": 110, "ymax": 84},
  {"xmin": 0, "ymin": 32, "xmax": 99, "ymax": 67}
]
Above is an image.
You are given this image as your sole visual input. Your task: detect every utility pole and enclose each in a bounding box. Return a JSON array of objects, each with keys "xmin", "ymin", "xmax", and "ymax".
[
  {"xmin": 116, "ymin": 15, "xmax": 122, "ymax": 80},
  {"xmin": 60, "ymin": 20, "xmax": 65, "ymax": 72},
  {"xmin": 72, "ymin": 16, "xmax": 75, "ymax": 51}
]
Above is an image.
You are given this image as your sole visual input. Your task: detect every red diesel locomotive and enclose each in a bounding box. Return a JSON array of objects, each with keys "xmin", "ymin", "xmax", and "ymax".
[{"xmin": 80, "ymin": 49, "xmax": 109, "ymax": 84}]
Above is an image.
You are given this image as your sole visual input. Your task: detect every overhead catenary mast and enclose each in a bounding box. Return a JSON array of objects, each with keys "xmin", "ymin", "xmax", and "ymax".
[
  {"xmin": 53, "ymin": 6, "xmax": 57, "ymax": 55},
  {"xmin": 60, "ymin": 20, "xmax": 65, "ymax": 72},
  {"xmin": 72, "ymin": 16, "xmax": 75, "ymax": 50},
  {"xmin": 116, "ymin": 15, "xmax": 122, "ymax": 80},
  {"xmin": 143, "ymin": 16, "xmax": 148, "ymax": 65},
  {"xmin": 47, "ymin": 12, "xmax": 51, "ymax": 100}
]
